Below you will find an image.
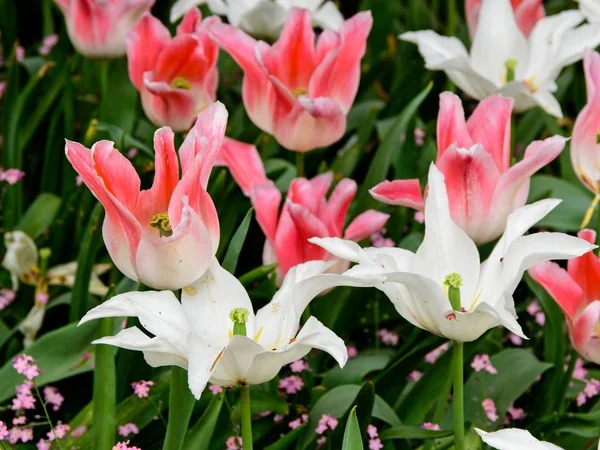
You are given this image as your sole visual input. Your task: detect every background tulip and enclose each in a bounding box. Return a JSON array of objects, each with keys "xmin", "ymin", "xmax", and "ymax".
[{"xmin": 465, "ymin": 0, "xmax": 544, "ymax": 38}]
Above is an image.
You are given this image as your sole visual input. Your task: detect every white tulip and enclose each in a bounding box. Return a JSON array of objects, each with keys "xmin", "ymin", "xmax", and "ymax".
[
  {"xmin": 310, "ymin": 164, "xmax": 596, "ymax": 342},
  {"xmin": 475, "ymin": 428, "xmax": 564, "ymax": 450},
  {"xmin": 400, "ymin": 0, "xmax": 600, "ymax": 117},
  {"xmin": 579, "ymin": 0, "xmax": 600, "ymax": 23}
]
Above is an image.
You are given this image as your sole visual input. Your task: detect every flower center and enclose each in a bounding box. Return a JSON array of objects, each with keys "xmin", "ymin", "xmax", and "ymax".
[
  {"xmin": 504, "ymin": 59, "xmax": 518, "ymax": 83},
  {"xmin": 230, "ymin": 307, "xmax": 249, "ymax": 337},
  {"xmin": 149, "ymin": 213, "xmax": 172, "ymax": 238},
  {"xmin": 291, "ymin": 87, "xmax": 308, "ymax": 97},
  {"xmin": 171, "ymin": 76, "xmax": 191, "ymax": 90},
  {"xmin": 444, "ymin": 273, "xmax": 463, "ymax": 312}
]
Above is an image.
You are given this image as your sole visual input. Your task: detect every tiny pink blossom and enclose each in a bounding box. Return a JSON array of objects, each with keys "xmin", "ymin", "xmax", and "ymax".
[
  {"xmin": 132, "ymin": 380, "xmax": 154, "ymax": 398},
  {"xmin": 8, "ymin": 427, "xmax": 21, "ymax": 444},
  {"xmin": 526, "ymin": 300, "xmax": 541, "ymax": 316},
  {"xmin": 70, "ymin": 425, "xmax": 88, "ymax": 438},
  {"xmin": 24, "ymin": 364, "xmax": 40, "ymax": 380},
  {"xmin": 44, "ymin": 386, "xmax": 64, "ymax": 411},
  {"xmin": 289, "ymin": 418, "xmax": 302, "ymax": 429},
  {"xmin": 0, "ymin": 421, "xmax": 8, "ymax": 440},
  {"xmin": 316, "ymin": 436, "xmax": 327, "ymax": 449},
  {"xmin": 20, "ymin": 428, "xmax": 33, "ymax": 442},
  {"xmin": 226, "ymin": 436, "xmax": 242, "ymax": 449},
  {"xmin": 471, "ymin": 354, "xmax": 497, "ymax": 374},
  {"xmin": 36, "ymin": 291, "xmax": 49, "ymax": 305},
  {"xmin": 367, "ymin": 424, "xmax": 379, "ymax": 439},
  {"xmin": 0, "ymin": 289, "xmax": 16, "ymax": 311},
  {"xmin": 378, "ymin": 328, "xmax": 399, "ymax": 346},
  {"xmin": 482, "ymin": 398, "xmax": 498, "ymax": 422},
  {"xmin": 508, "ymin": 333, "xmax": 523, "ymax": 346},
  {"xmin": 273, "ymin": 414, "xmax": 284, "ymax": 423},
  {"xmin": 279, "ymin": 375, "xmax": 304, "ymax": 394},
  {"xmin": 583, "ymin": 379, "xmax": 600, "ymax": 398},
  {"xmin": 316, "ymin": 414, "xmax": 338, "ymax": 435},
  {"xmin": 422, "ymin": 422, "xmax": 440, "ymax": 430},
  {"xmin": 47, "ymin": 424, "xmax": 70, "ymax": 441},
  {"xmin": 577, "ymin": 391, "xmax": 587, "ymax": 406},
  {"xmin": 347, "ymin": 345, "xmax": 358, "ymax": 358},
  {"xmin": 573, "ymin": 358, "xmax": 588, "ymax": 381},
  {"xmin": 113, "ymin": 441, "xmax": 141, "ymax": 450},
  {"xmin": 407, "ymin": 370, "xmax": 423, "ymax": 382},
  {"xmin": 15, "ymin": 45, "xmax": 25, "ymax": 62},
  {"xmin": 1, "ymin": 169, "xmax": 25, "ymax": 185},
  {"xmin": 414, "ymin": 128, "xmax": 426, "ymax": 147},
  {"xmin": 507, "ymin": 405, "xmax": 525, "ymax": 421},
  {"xmin": 414, "ymin": 211, "xmax": 425, "ymax": 224},
  {"xmin": 425, "ymin": 343, "xmax": 449, "ymax": 364},
  {"xmin": 535, "ymin": 312, "xmax": 545, "ymax": 326},
  {"xmin": 127, "ymin": 148, "xmax": 138, "ymax": 159},
  {"xmin": 37, "ymin": 439, "xmax": 51, "ymax": 450},
  {"xmin": 118, "ymin": 423, "xmax": 139, "ymax": 437},
  {"xmin": 371, "ymin": 232, "xmax": 396, "ymax": 248},
  {"xmin": 16, "ymin": 381, "xmax": 33, "ymax": 396},
  {"xmin": 258, "ymin": 411, "xmax": 271, "ymax": 418},
  {"xmin": 369, "ymin": 438, "xmax": 384, "ymax": 450},
  {"xmin": 12, "ymin": 416, "xmax": 26, "ymax": 425},
  {"xmin": 76, "ymin": 175, "xmax": 83, "ymax": 186},
  {"xmin": 39, "ymin": 34, "xmax": 59, "ymax": 56},
  {"xmin": 209, "ymin": 384, "xmax": 223, "ymax": 395},
  {"xmin": 0, "ymin": 82, "xmax": 6, "ymax": 100},
  {"xmin": 289, "ymin": 359, "xmax": 311, "ymax": 373}
]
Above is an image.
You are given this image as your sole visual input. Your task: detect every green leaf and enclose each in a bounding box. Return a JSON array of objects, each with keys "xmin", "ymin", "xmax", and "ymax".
[
  {"xmin": 238, "ymin": 264, "xmax": 278, "ymax": 287},
  {"xmin": 380, "ymin": 425, "xmax": 454, "ymax": 440},
  {"xmin": 0, "ymin": 321, "xmax": 98, "ymax": 403},
  {"xmin": 263, "ymin": 424, "xmax": 306, "ymax": 450},
  {"xmin": 222, "ymin": 208, "xmax": 254, "ymax": 274},
  {"xmin": 183, "ymin": 394, "xmax": 225, "ymax": 449},
  {"xmin": 342, "ymin": 407, "xmax": 364, "ymax": 450},
  {"xmin": 69, "ymin": 202, "xmax": 104, "ymax": 322},
  {"xmin": 231, "ymin": 388, "xmax": 289, "ymax": 420},
  {"xmin": 322, "ymin": 352, "xmax": 393, "ymax": 389},
  {"xmin": 462, "ymin": 349, "xmax": 552, "ymax": 427},
  {"xmin": 353, "ymin": 81, "xmax": 432, "ymax": 214},
  {"xmin": 15, "ymin": 193, "xmax": 61, "ymax": 238}
]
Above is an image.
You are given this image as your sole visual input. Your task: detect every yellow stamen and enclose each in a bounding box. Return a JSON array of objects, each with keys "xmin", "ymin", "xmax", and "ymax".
[
  {"xmin": 253, "ymin": 326, "xmax": 263, "ymax": 343},
  {"xmin": 149, "ymin": 213, "xmax": 172, "ymax": 238},
  {"xmin": 291, "ymin": 87, "xmax": 308, "ymax": 97},
  {"xmin": 580, "ymin": 194, "xmax": 600, "ymax": 229},
  {"xmin": 171, "ymin": 76, "xmax": 191, "ymax": 90},
  {"xmin": 468, "ymin": 289, "xmax": 484, "ymax": 312}
]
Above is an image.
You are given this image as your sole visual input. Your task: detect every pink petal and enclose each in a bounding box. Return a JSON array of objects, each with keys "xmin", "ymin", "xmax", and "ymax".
[
  {"xmin": 436, "ymin": 92, "xmax": 473, "ymax": 161},
  {"xmin": 568, "ymin": 229, "xmax": 600, "ymax": 308},
  {"xmin": 571, "ymin": 302, "xmax": 600, "ymax": 365},
  {"xmin": 289, "ymin": 178, "xmax": 320, "ymax": 215},
  {"xmin": 529, "ymin": 261, "xmax": 583, "ymax": 321},
  {"xmin": 513, "ymin": 0, "xmax": 545, "ymax": 37},
  {"xmin": 250, "ymin": 182, "xmax": 282, "ymax": 244},
  {"xmin": 436, "ymin": 144, "xmax": 500, "ymax": 243},
  {"xmin": 153, "ymin": 34, "xmax": 208, "ymax": 85},
  {"xmin": 369, "ymin": 179, "xmax": 424, "ymax": 210},
  {"xmin": 309, "ymin": 11, "xmax": 372, "ymax": 113},
  {"xmin": 220, "ymin": 138, "xmax": 268, "ymax": 196},
  {"xmin": 310, "ymin": 172, "xmax": 335, "ymax": 200},
  {"xmin": 324, "ymin": 178, "xmax": 357, "ymax": 236},
  {"xmin": 344, "ymin": 210, "xmax": 390, "ymax": 242},
  {"xmin": 273, "ymin": 206, "xmax": 303, "ymax": 276},
  {"xmin": 466, "ymin": 94, "xmax": 514, "ymax": 172},
  {"xmin": 584, "ymin": 49, "xmax": 600, "ymax": 102},
  {"xmin": 176, "ymin": 7, "xmax": 201, "ymax": 35},
  {"xmin": 139, "ymin": 85, "xmax": 198, "ymax": 132},
  {"xmin": 126, "ymin": 13, "xmax": 170, "ymax": 90},
  {"xmin": 287, "ymin": 202, "xmax": 329, "ymax": 263}
]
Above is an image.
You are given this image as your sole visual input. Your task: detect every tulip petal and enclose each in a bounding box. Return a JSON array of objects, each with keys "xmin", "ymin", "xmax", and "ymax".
[
  {"xmin": 567, "ymin": 229, "xmax": 600, "ymax": 307},
  {"xmin": 186, "ymin": 335, "xmax": 226, "ymax": 398},
  {"xmin": 287, "ymin": 202, "xmax": 330, "ymax": 262},
  {"xmin": 308, "ymin": 237, "xmax": 363, "ymax": 263},
  {"xmin": 571, "ymin": 302, "xmax": 600, "ymax": 365},
  {"xmin": 220, "ymin": 138, "xmax": 268, "ymax": 196},
  {"xmin": 474, "ymin": 428, "xmax": 563, "ymax": 450},
  {"xmin": 250, "ymin": 183, "xmax": 282, "ymax": 243},
  {"xmin": 514, "ymin": 0, "xmax": 545, "ymax": 37},
  {"xmin": 529, "ymin": 261, "xmax": 582, "ymax": 320},
  {"xmin": 170, "ymin": 0, "xmax": 206, "ymax": 22},
  {"xmin": 126, "ymin": 13, "xmax": 171, "ymax": 90},
  {"xmin": 344, "ymin": 210, "xmax": 390, "ymax": 242},
  {"xmin": 325, "ymin": 178, "xmax": 357, "ymax": 236},
  {"xmin": 436, "ymin": 92, "xmax": 473, "ymax": 159},
  {"xmin": 210, "ymin": 336, "xmax": 265, "ymax": 385},
  {"xmin": 369, "ymin": 179, "xmax": 424, "ymax": 210},
  {"xmin": 176, "ymin": 6, "xmax": 201, "ymax": 35}
]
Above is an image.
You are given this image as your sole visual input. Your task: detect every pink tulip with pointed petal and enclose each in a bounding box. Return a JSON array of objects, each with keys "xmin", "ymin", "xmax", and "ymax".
[
  {"xmin": 54, "ymin": 0, "xmax": 154, "ymax": 58},
  {"xmin": 126, "ymin": 8, "xmax": 219, "ymax": 132},
  {"xmin": 572, "ymin": 49, "xmax": 600, "ymax": 195},
  {"xmin": 529, "ymin": 230, "xmax": 600, "ymax": 364},
  {"xmin": 465, "ymin": 0, "xmax": 544, "ymax": 38},
  {"xmin": 65, "ymin": 102, "xmax": 227, "ymax": 290},
  {"xmin": 208, "ymin": 7, "xmax": 372, "ymax": 152},
  {"xmin": 220, "ymin": 140, "xmax": 388, "ymax": 282},
  {"xmin": 370, "ymin": 92, "xmax": 565, "ymax": 244}
]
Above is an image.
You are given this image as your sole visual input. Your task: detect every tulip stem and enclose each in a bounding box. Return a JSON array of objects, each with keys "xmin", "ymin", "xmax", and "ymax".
[
  {"xmin": 163, "ymin": 366, "xmax": 195, "ymax": 450},
  {"xmin": 447, "ymin": 0, "xmax": 457, "ymax": 36},
  {"xmin": 451, "ymin": 341, "xmax": 465, "ymax": 450},
  {"xmin": 240, "ymin": 385, "xmax": 253, "ymax": 450},
  {"xmin": 296, "ymin": 152, "xmax": 305, "ymax": 178},
  {"xmin": 98, "ymin": 60, "xmax": 110, "ymax": 121}
]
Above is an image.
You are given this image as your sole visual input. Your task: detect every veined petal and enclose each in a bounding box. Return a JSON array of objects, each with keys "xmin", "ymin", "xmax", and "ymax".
[
  {"xmin": 568, "ymin": 229, "xmax": 600, "ymax": 307},
  {"xmin": 308, "ymin": 237, "xmax": 363, "ymax": 263},
  {"xmin": 186, "ymin": 335, "xmax": 226, "ymax": 398},
  {"xmin": 313, "ymin": 1, "xmax": 344, "ymax": 30},
  {"xmin": 325, "ymin": 178, "xmax": 357, "ymax": 236},
  {"xmin": 250, "ymin": 182, "xmax": 282, "ymax": 243},
  {"xmin": 529, "ymin": 261, "xmax": 582, "ymax": 320},
  {"xmin": 175, "ymin": 6, "xmax": 202, "ymax": 34},
  {"xmin": 475, "ymin": 428, "xmax": 564, "ymax": 450},
  {"xmin": 369, "ymin": 179, "xmax": 424, "ymax": 210},
  {"xmin": 287, "ymin": 202, "xmax": 329, "ymax": 262},
  {"xmin": 210, "ymin": 335, "xmax": 265, "ymax": 386},
  {"xmin": 170, "ymin": 0, "xmax": 205, "ymax": 22},
  {"xmin": 571, "ymin": 302, "xmax": 600, "ymax": 365},
  {"xmin": 220, "ymin": 138, "xmax": 268, "ymax": 196},
  {"xmin": 436, "ymin": 92, "xmax": 473, "ymax": 159},
  {"xmin": 413, "ymin": 164, "xmax": 481, "ymax": 305},
  {"xmin": 344, "ymin": 210, "xmax": 390, "ymax": 242}
]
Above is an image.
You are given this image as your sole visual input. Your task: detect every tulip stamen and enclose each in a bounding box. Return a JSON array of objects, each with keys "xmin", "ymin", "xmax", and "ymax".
[
  {"xmin": 149, "ymin": 213, "xmax": 173, "ymax": 238},
  {"xmin": 171, "ymin": 76, "xmax": 192, "ymax": 90},
  {"xmin": 444, "ymin": 273, "xmax": 463, "ymax": 311},
  {"xmin": 291, "ymin": 87, "xmax": 308, "ymax": 97},
  {"xmin": 504, "ymin": 59, "xmax": 518, "ymax": 83},
  {"xmin": 230, "ymin": 307, "xmax": 249, "ymax": 337}
]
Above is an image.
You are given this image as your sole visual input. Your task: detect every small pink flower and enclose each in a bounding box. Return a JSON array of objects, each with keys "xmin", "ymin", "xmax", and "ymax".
[
  {"xmin": 584, "ymin": 379, "xmax": 600, "ymax": 398},
  {"xmin": 0, "ymin": 82, "xmax": 6, "ymax": 100},
  {"xmin": 482, "ymin": 398, "xmax": 498, "ymax": 422},
  {"xmin": 425, "ymin": 343, "xmax": 449, "ymax": 364},
  {"xmin": 414, "ymin": 128, "xmax": 426, "ymax": 147},
  {"xmin": 471, "ymin": 354, "xmax": 498, "ymax": 374},
  {"xmin": 573, "ymin": 358, "xmax": 588, "ymax": 381},
  {"xmin": 15, "ymin": 45, "xmax": 25, "ymax": 62},
  {"xmin": 36, "ymin": 291, "xmax": 49, "ymax": 305},
  {"xmin": 273, "ymin": 414, "xmax": 284, "ymax": 423},
  {"xmin": 347, "ymin": 345, "xmax": 358, "ymax": 358},
  {"xmin": 16, "ymin": 381, "xmax": 33, "ymax": 396},
  {"xmin": 289, "ymin": 418, "xmax": 302, "ymax": 429},
  {"xmin": 23, "ymin": 364, "xmax": 40, "ymax": 380},
  {"xmin": 421, "ymin": 422, "xmax": 440, "ymax": 430},
  {"xmin": 37, "ymin": 439, "xmax": 51, "ymax": 450},
  {"xmin": 258, "ymin": 411, "xmax": 271, "ymax": 418},
  {"xmin": 76, "ymin": 175, "xmax": 83, "ymax": 186},
  {"xmin": 507, "ymin": 333, "xmax": 523, "ymax": 346},
  {"xmin": 127, "ymin": 148, "xmax": 138, "ymax": 159},
  {"xmin": 8, "ymin": 427, "xmax": 21, "ymax": 444},
  {"xmin": 39, "ymin": 34, "xmax": 59, "ymax": 56},
  {"xmin": 0, "ymin": 289, "xmax": 16, "ymax": 311},
  {"xmin": 526, "ymin": 300, "xmax": 541, "ymax": 316},
  {"xmin": 209, "ymin": 384, "xmax": 223, "ymax": 395},
  {"xmin": 47, "ymin": 424, "xmax": 70, "ymax": 441},
  {"xmin": 112, "ymin": 441, "xmax": 142, "ymax": 450},
  {"xmin": 20, "ymin": 428, "xmax": 33, "ymax": 442},
  {"xmin": 316, "ymin": 414, "xmax": 338, "ymax": 435},
  {"xmin": 0, "ymin": 421, "xmax": 8, "ymax": 440},
  {"xmin": 407, "ymin": 370, "xmax": 423, "ymax": 382},
  {"xmin": 367, "ymin": 424, "xmax": 379, "ymax": 439},
  {"xmin": 316, "ymin": 436, "xmax": 327, "ymax": 449},
  {"xmin": 577, "ymin": 391, "xmax": 588, "ymax": 406},
  {"xmin": 378, "ymin": 328, "xmax": 399, "ymax": 346},
  {"xmin": 12, "ymin": 416, "xmax": 26, "ymax": 425},
  {"xmin": 535, "ymin": 311, "xmax": 545, "ymax": 326},
  {"xmin": 1, "ymin": 168, "xmax": 25, "ymax": 185},
  {"xmin": 507, "ymin": 405, "xmax": 525, "ymax": 421},
  {"xmin": 369, "ymin": 438, "xmax": 384, "ymax": 450},
  {"xmin": 44, "ymin": 386, "xmax": 64, "ymax": 411},
  {"xmin": 132, "ymin": 380, "xmax": 154, "ymax": 398},
  {"xmin": 371, "ymin": 232, "xmax": 396, "ymax": 248},
  {"xmin": 12, "ymin": 354, "xmax": 39, "ymax": 380},
  {"xmin": 70, "ymin": 425, "xmax": 88, "ymax": 438},
  {"xmin": 279, "ymin": 375, "xmax": 304, "ymax": 395},
  {"xmin": 226, "ymin": 436, "xmax": 243, "ymax": 449},
  {"xmin": 289, "ymin": 359, "xmax": 311, "ymax": 373},
  {"xmin": 118, "ymin": 423, "xmax": 139, "ymax": 437},
  {"xmin": 414, "ymin": 211, "xmax": 425, "ymax": 224}
]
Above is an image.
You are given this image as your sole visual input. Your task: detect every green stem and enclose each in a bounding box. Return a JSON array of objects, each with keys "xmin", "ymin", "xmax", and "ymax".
[
  {"xmin": 374, "ymin": 298, "xmax": 380, "ymax": 353},
  {"xmin": 447, "ymin": 0, "xmax": 457, "ymax": 36},
  {"xmin": 240, "ymin": 385, "xmax": 253, "ymax": 450},
  {"xmin": 296, "ymin": 152, "xmax": 305, "ymax": 178},
  {"xmin": 451, "ymin": 341, "xmax": 465, "ymax": 450},
  {"xmin": 34, "ymin": 383, "xmax": 63, "ymax": 450},
  {"xmin": 99, "ymin": 60, "xmax": 110, "ymax": 121},
  {"xmin": 93, "ymin": 317, "xmax": 116, "ymax": 449},
  {"xmin": 558, "ymin": 348, "xmax": 578, "ymax": 413},
  {"xmin": 163, "ymin": 366, "xmax": 196, "ymax": 450}
]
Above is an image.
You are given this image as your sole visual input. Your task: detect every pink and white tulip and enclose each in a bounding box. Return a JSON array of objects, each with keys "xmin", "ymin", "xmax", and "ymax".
[
  {"xmin": 54, "ymin": 0, "xmax": 154, "ymax": 58},
  {"xmin": 465, "ymin": 0, "xmax": 544, "ymax": 38},
  {"xmin": 572, "ymin": 49, "xmax": 600, "ymax": 195},
  {"xmin": 370, "ymin": 92, "xmax": 565, "ymax": 244},
  {"xmin": 208, "ymin": 7, "xmax": 372, "ymax": 152},
  {"xmin": 529, "ymin": 229, "xmax": 600, "ymax": 365},
  {"xmin": 65, "ymin": 102, "xmax": 227, "ymax": 290},
  {"xmin": 221, "ymin": 140, "xmax": 389, "ymax": 282},
  {"xmin": 127, "ymin": 8, "xmax": 219, "ymax": 132}
]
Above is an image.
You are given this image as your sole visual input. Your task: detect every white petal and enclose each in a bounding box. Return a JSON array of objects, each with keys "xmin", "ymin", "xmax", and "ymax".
[
  {"xmin": 293, "ymin": 316, "xmax": 347, "ymax": 367},
  {"xmin": 501, "ymin": 232, "xmax": 597, "ymax": 296},
  {"xmin": 79, "ymin": 290, "xmax": 192, "ymax": 348},
  {"xmin": 437, "ymin": 306, "xmax": 500, "ymax": 342},
  {"xmin": 182, "ymin": 259, "xmax": 254, "ymax": 347},
  {"xmin": 413, "ymin": 164, "xmax": 481, "ymax": 305},
  {"xmin": 47, "ymin": 262, "xmax": 110, "ymax": 296},
  {"xmin": 94, "ymin": 327, "xmax": 189, "ymax": 369},
  {"xmin": 313, "ymin": 1, "xmax": 344, "ymax": 30},
  {"xmin": 579, "ymin": 0, "xmax": 600, "ymax": 23},
  {"xmin": 210, "ymin": 335, "xmax": 265, "ymax": 385},
  {"xmin": 236, "ymin": 1, "xmax": 286, "ymax": 37},
  {"xmin": 2, "ymin": 230, "xmax": 38, "ymax": 289},
  {"xmin": 187, "ymin": 335, "xmax": 226, "ymax": 399},
  {"xmin": 475, "ymin": 428, "xmax": 564, "ymax": 450},
  {"xmin": 170, "ymin": 0, "xmax": 205, "ymax": 22},
  {"xmin": 470, "ymin": 0, "xmax": 529, "ymax": 86},
  {"xmin": 555, "ymin": 23, "xmax": 600, "ymax": 76},
  {"xmin": 308, "ymin": 237, "xmax": 363, "ymax": 263}
]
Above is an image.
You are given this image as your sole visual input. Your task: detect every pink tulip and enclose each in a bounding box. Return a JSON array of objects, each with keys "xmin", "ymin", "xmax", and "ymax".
[
  {"xmin": 572, "ymin": 49, "xmax": 600, "ymax": 195},
  {"xmin": 127, "ymin": 8, "xmax": 219, "ymax": 132},
  {"xmin": 529, "ymin": 230, "xmax": 600, "ymax": 364},
  {"xmin": 370, "ymin": 92, "xmax": 565, "ymax": 244},
  {"xmin": 221, "ymin": 140, "xmax": 389, "ymax": 282},
  {"xmin": 208, "ymin": 7, "xmax": 372, "ymax": 152},
  {"xmin": 65, "ymin": 102, "xmax": 226, "ymax": 290},
  {"xmin": 54, "ymin": 0, "xmax": 154, "ymax": 58},
  {"xmin": 465, "ymin": 0, "xmax": 544, "ymax": 38}
]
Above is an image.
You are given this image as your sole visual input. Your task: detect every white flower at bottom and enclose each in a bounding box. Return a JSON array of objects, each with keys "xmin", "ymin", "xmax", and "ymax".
[
  {"xmin": 475, "ymin": 428, "xmax": 564, "ymax": 449},
  {"xmin": 79, "ymin": 259, "xmax": 372, "ymax": 398},
  {"xmin": 310, "ymin": 164, "xmax": 596, "ymax": 342}
]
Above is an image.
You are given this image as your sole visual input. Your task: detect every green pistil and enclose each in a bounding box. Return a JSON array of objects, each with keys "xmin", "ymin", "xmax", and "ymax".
[
  {"xmin": 149, "ymin": 213, "xmax": 172, "ymax": 238},
  {"xmin": 444, "ymin": 273, "xmax": 463, "ymax": 311},
  {"xmin": 230, "ymin": 308, "xmax": 249, "ymax": 337},
  {"xmin": 504, "ymin": 59, "xmax": 518, "ymax": 83}
]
